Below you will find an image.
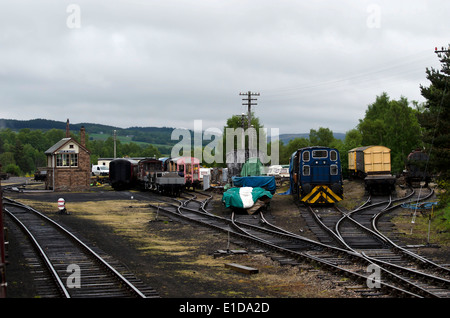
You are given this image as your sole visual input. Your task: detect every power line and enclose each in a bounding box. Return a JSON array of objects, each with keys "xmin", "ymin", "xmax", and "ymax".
[
  {"xmin": 434, "ymin": 46, "xmax": 449, "ymax": 57},
  {"xmin": 262, "ymin": 49, "xmax": 434, "ymax": 100},
  {"xmin": 239, "ymin": 91, "xmax": 260, "ymax": 129},
  {"xmin": 411, "ymin": 46, "xmax": 448, "ymax": 227}
]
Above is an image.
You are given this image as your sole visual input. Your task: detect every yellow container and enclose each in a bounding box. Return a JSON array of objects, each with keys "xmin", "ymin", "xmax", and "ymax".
[{"xmin": 348, "ymin": 146, "xmax": 391, "ymax": 175}]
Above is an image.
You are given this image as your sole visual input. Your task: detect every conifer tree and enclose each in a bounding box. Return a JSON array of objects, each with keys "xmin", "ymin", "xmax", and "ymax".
[{"xmin": 419, "ymin": 45, "xmax": 450, "ymax": 180}]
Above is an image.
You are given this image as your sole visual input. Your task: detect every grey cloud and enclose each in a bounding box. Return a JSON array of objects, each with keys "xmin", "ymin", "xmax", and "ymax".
[{"xmin": 0, "ymin": 0, "xmax": 448, "ymax": 134}]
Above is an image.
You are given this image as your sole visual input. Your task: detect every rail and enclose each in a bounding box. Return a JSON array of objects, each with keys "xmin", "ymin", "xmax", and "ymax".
[
  {"xmin": 149, "ymin": 192, "xmax": 423, "ymax": 297},
  {"xmin": 3, "ymin": 198, "xmax": 151, "ymax": 298}
]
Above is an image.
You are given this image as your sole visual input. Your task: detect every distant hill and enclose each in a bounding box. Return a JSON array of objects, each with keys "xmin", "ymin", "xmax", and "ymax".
[
  {"xmin": 0, "ymin": 118, "xmax": 179, "ymax": 146},
  {"xmin": 0, "ymin": 118, "xmax": 346, "ymax": 146},
  {"xmin": 0, "ymin": 118, "xmax": 120, "ymax": 134},
  {"xmin": 277, "ymin": 132, "xmax": 345, "ymax": 144}
]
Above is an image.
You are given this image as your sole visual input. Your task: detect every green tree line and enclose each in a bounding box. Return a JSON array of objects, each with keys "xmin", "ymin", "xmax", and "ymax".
[
  {"xmin": 0, "ymin": 128, "xmax": 161, "ymax": 176},
  {"xmin": 0, "ymin": 91, "xmax": 440, "ymax": 178},
  {"xmin": 1, "ymin": 46, "xmax": 448, "ymax": 186},
  {"xmin": 274, "ymin": 47, "xmax": 449, "ymax": 183},
  {"xmin": 272, "ymin": 92, "xmax": 426, "ymax": 175},
  {"xmin": 223, "ymin": 94, "xmax": 421, "ymax": 177}
]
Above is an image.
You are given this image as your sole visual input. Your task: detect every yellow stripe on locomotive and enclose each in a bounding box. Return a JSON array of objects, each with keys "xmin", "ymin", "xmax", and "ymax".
[{"xmin": 300, "ymin": 185, "xmax": 343, "ymax": 204}]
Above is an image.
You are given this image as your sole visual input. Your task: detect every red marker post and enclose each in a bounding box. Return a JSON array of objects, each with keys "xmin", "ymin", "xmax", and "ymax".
[{"xmin": 58, "ymin": 198, "xmax": 67, "ymax": 214}]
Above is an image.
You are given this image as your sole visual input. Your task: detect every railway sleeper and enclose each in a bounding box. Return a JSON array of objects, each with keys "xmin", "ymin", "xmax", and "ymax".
[{"xmin": 360, "ymin": 291, "xmax": 388, "ymax": 297}]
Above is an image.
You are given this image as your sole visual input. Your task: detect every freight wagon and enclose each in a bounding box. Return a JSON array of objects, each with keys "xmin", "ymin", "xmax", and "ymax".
[{"xmin": 348, "ymin": 145, "xmax": 396, "ymax": 194}]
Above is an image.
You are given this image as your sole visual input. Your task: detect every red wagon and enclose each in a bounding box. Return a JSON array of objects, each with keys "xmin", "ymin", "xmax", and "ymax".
[{"xmin": 171, "ymin": 157, "xmax": 201, "ymax": 189}]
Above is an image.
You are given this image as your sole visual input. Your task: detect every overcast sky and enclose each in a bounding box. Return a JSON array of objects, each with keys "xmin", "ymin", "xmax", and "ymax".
[{"xmin": 0, "ymin": 1, "xmax": 448, "ymax": 135}]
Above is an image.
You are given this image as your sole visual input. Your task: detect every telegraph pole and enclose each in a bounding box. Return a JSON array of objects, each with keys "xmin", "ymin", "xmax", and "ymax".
[
  {"xmin": 434, "ymin": 46, "xmax": 449, "ymax": 57},
  {"xmin": 239, "ymin": 91, "xmax": 260, "ymax": 162},
  {"xmin": 239, "ymin": 91, "xmax": 260, "ymax": 129},
  {"xmin": 113, "ymin": 130, "xmax": 117, "ymax": 159}
]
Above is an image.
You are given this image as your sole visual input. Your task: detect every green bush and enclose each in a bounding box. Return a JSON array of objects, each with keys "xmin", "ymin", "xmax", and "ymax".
[{"xmin": 5, "ymin": 164, "xmax": 21, "ymax": 176}]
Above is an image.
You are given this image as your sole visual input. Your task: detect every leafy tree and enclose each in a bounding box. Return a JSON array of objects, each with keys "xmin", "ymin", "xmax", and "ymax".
[
  {"xmin": 328, "ymin": 129, "xmax": 363, "ymax": 177},
  {"xmin": 0, "ymin": 129, "xmax": 16, "ymax": 152},
  {"xmin": 309, "ymin": 127, "xmax": 335, "ymax": 147},
  {"xmin": 343, "ymin": 129, "xmax": 363, "ymax": 150},
  {"xmin": 223, "ymin": 112, "xmax": 264, "ymax": 148},
  {"xmin": 282, "ymin": 137, "xmax": 310, "ymax": 162},
  {"xmin": 44, "ymin": 129, "xmax": 65, "ymax": 146},
  {"xmin": 384, "ymin": 97, "xmax": 422, "ymax": 172},
  {"xmin": 141, "ymin": 144, "xmax": 161, "ymax": 158},
  {"xmin": 221, "ymin": 112, "xmax": 265, "ymax": 164},
  {"xmin": 13, "ymin": 139, "xmax": 27, "ymax": 174},
  {"xmin": 0, "ymin": 126, "xmax": 168, "ymax": 175},
  {"xmin": 0, "ymin": 152, "xmax": 15, "ymax": 167},
  {"xmin": 278, "ymin": 128, "xmax": 345, "ymax": 165},
  {"xmin": 418, "ymin": 45, "xmax": 450, "ymax": 180},
  {"xmin": 357, "ymin": 92, "xmax": 421, "ymax": 173},
  {"xmin": 5, "ymin": 164, "xmax": 20, "ymax": 176},
  {"xmin": 358, "ymin": 118, "xmax": 386, "ymax": 145}
]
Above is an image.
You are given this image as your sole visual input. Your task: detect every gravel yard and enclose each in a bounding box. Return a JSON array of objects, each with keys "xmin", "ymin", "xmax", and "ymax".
[{"xmin": 3, "ymin": 179, "xmax": 449, "ymax": 299}]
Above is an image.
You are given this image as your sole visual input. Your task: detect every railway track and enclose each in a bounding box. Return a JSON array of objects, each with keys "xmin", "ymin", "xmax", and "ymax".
[
  {"xmin": 146, "ymin": 190, "xmax": 449, "ymax": 298},
  {"xmin": 3, "ymin": 198, "xmax": 158, "ymax": 298},
  {"xmin": 347, "ymin": 188, "xmax": 450, "ymax": 298},
  {"xmin": 4, "ymin": 185, "xmax": 448, "ymax": 298},
  {"xmin": 303, "ymin": 187, "xmax": 450, "ymax": 297}
]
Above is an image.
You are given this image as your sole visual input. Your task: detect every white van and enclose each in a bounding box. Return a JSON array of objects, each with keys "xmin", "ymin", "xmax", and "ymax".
[{"xmin": 92, "ymin": 165, "xmax": 109, "ymax": 176}]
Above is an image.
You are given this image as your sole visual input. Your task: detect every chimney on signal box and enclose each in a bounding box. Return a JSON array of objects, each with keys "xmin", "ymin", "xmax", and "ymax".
[
  {"xmin": 66, "ymin": 119, "xmax": 70, "ymax": 138},
  {"xmin": 80, "ymin": 126, "xmax": 86, "ymax": 146}
]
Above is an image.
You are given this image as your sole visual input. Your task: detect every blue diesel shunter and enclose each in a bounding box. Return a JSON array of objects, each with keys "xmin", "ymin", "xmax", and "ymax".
[{"xmin": 289, "ymin": 146, "xmax": 343, "ymax": 204}]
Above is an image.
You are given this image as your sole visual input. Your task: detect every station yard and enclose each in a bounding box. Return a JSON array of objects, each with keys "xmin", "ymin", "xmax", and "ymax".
[{"xmin": 3, "ymin": 178, "xmax": 449, "ymax": 298}]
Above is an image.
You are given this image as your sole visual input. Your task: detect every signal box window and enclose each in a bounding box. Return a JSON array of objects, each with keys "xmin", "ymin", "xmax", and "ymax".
[{"xmin": 56, "ymin": 154, "xmax": 78, "ymax": 167}]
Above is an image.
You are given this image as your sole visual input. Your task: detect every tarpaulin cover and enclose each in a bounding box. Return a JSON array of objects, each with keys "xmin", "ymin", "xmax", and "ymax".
[
  {"xmin": 401, "ymin": 201, "xmax": 438, "ymax": 210},
  {"xmin": 232, "ymin": 176, "xmax": 277, "ymax": 194},
  {"xmin": 240, "ymin": 157, "xmax": 264, "ymax": 176},
  {"xmin": 278, "ymin": 187, "xmax": 291, "ymax": 195},
  {"xmin": 222, "ymin": 187, "xmax": 273, "ymax": 209}
]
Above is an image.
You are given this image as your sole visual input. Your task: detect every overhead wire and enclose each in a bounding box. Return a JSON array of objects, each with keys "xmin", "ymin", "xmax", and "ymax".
[
  {"xmin": 411, "ymin": 50, "xmax": 448, "ymax": 227},
  {"xmin": 261, "ymin": 49, "xmax": 434, "ymax": 102},
  {"xmin": 242, "ymin": 48, "xmax": 439, "ymax": 133}
]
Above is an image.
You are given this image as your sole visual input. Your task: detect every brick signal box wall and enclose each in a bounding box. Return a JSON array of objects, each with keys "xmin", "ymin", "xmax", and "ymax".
[{"xmin": 45, "ymin": 125, "xmax": 91, "ymax": 192}]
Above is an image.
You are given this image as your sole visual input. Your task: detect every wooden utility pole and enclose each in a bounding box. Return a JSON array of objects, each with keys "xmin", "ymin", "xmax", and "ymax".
[
  {"xmin": 113, "ymin": 130, "xmax": 117, "ymax": 159},
  {"xmin": 239, "ymin": 91, "xmax": 260, "ymax": 163},
  {"xmin": 239, "ymin": 91, "xmax": 260, "ymax": 129},
  {"xmin": 434, "ymin": 46, "xmax": 449, "ymax": 57}
]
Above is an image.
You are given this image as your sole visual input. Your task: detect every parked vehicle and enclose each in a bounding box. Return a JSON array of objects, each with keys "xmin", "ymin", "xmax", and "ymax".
[{"xmin": 92, "ymin": 165, "xmax": 109, "ymax": 176}]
